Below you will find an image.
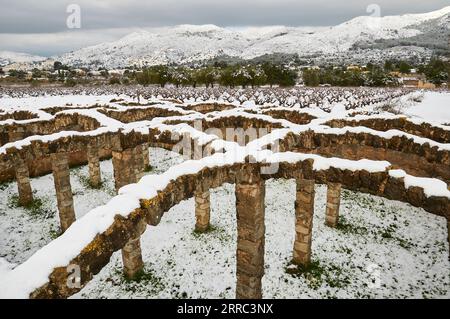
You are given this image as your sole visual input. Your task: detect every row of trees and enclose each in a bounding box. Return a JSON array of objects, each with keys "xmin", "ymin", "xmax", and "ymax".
[
  {"xmin": 302, "ymin": 58, "xmax": 449, "ymax": 87},
  {"xmin": 3, "ymin": 58, "xmax": 448, "ymax": 88},
  {"xmin": 302, "ymin": 67, "xmax": 399, "ymax": 87},
  {"xmin": 135, "ymin": 63, "xmax": 297, "ymax": 88}
]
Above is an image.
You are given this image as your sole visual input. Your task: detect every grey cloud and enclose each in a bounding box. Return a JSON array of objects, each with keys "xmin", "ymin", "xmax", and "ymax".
[{"xmin": 0, "ymin": 0, "xmax": 448, "ymax": 56}]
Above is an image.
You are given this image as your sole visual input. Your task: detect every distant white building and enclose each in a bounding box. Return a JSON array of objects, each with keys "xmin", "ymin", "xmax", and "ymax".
[{"xmin": 109, "ymin": 69, "xmax": 126, "ymax": 76}]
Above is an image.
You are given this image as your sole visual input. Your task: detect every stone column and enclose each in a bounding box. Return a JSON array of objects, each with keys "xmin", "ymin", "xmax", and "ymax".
[
  {"xmin": 14, "ymin": 157, "xmax": 33, "ymax": 206},
  {"xmin": 235, "ymin": 176, "xmax": 265, "ymax": 299},
  {"xmin": 195, "ymin": 190, "xmax": 210, "ymax": 232},
  {"xmin": 292, "ymin": 179, "xmax": 315, "ymax": 266},
  {"xmin": 447, "ymin": 220, "xmax": 450, "ymax": 261},
  {"xmin": 51, "ymin": 153, "xmax": 76, "ymax": 232},
  {"xmin": 121, "ymin": 236, "xmax": 144, "ymax": 279},
  {"xmin": 325, "ymin": 183, "xmax": 341, "ymax": 228},
  {"xmin": 133, "ymin": 144, "xmax": 145, "ymax": 182},
  {"xmin": 87, "ymin": 143, "xmax": 101, "ymax": 188},
  {"xmin": 112, "ymin": 148, "xmax": 136, "ymax": 192},
  {"xmin": 142, "ymin": 143, "xmax": 151, "ymax": 171}
]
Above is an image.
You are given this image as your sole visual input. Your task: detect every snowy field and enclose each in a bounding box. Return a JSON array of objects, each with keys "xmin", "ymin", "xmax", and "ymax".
[
  {"xmin": 0, "ymin": 147, "xmax": 448, "ymax": 299},
  {"xmin": 0, "ymin": 88, "xmax": 449, "ymax": 299},
  {"xmin": 401, "ymin": 91, "xmax": 450, "ymax": 123}
]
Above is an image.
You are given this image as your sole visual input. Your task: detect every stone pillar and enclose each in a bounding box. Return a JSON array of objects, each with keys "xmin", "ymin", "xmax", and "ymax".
[
  {"xmin": 133, "ymin": 144, "xmax": 145, "ymax": 182},
  {"xmin": 121, "ymin": 236, "xmax": 144, "ymax": 279},
  {"xmin": 142, "ymin": 143, "xmax": 151, "ymax": 171},
  {"xmin": 112, "ymin": 148, "xmax": 136, "ymax": 192},
  {"xmin": 447, "ymin": 220, "xmax": 450, "ymax": 261},
  {"xmin": 195, "ymin": 190, "xmax": 210, "ymax": 232},
  {"xmin": 292, "ymin": 179, "xmax": 315, "ymax": 266},
  {"xmin": 325, "ymin": 183, "xmax": 341, "ymax": 228},
  {"xmin": 51, "ymin": 153, "xmax": 76, "ymax": 232},
  {"xmin": 87, "ymin": 143, "xmax": 101, "ymax": 188},
  {"xmin": 235, "ymin": 176, "xmax": 265, "ymax": 299},
  {"xmin": 14, "ymin": 157, "xmax": 33, "ymax": 206}
]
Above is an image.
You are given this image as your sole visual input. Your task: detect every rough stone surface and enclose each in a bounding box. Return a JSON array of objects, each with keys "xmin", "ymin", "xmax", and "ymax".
[
  {"xmin": 26, "ymin": 161, "xmax": 450, "ymax": 299},
  {"xmin": 112, "ymin": 148, "xmax": 136, "ymax": 192},
  {"xmin": 2, "ymin": 98, "xmax": 448, "ymax": 300},
  {"xmin": 51, "ymin": 153, "xmax": 76, "ymax": 232},
  {"xmin": 133, "ymin": 144, "xmax": 147, "ymax": 182},
  {"xmin": 195, "ymin": 190, "xmax": 211, "ymax": 232},
  {"xmin": 87, "ymin": 143, "xmax": 101, "ymax": 188},
  {"xmin": 121, "ymin": 236, "xmax": 144, "ymax": 280},
  {"xmin": 142, "ymin": 143, "xmax": 151, "ymax": 171},
  {"xmin": 292, "ymin": 179, "xmax": 315, "ymax": 266},
  {"xmin": 325, "ymin": 182, "xmax": 341, "ymax": 228},
  {"xmin": 14, "ymin": 157, "xmax": 33, "ymax": 206},
  {"xmin": 235, "ymin": 175, "xmax": 265, "ymax": 299}
]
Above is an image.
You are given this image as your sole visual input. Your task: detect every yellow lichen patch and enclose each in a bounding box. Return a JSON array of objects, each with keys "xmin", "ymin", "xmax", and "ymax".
[{"xmin": 81, "ymin": 235, "xmax": 103, "ymax": 253}]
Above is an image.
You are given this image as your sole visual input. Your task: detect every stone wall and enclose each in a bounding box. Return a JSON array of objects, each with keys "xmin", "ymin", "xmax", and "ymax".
[
  {"xmin": 27, "ymin": 160, "xmax": 450, "ymax": 299},
  {"xmin": 99, "ymin": 107, "xmax": 183, "ymax": 123},
  {"xmin": 0, "ymin": 129, "xmax": 178, "ymax": 183},
  {"xmin": 1, "ymin": 100, "xmax": 449, "ymax": 299},
  {"xmin": 325, "ymin": 118, "xmax": 450, "ymax": 144},
  {"xmin": 0, "ymin": 113, "xmax": 101, "ymax": 146},
  {"xmin": 279, "ymin": 131, "xmax": 450, "ymax": 183},
  {"xmin": 185, "ymin": 103, "xmax": 235, "ymax": 114},
  {"xmin": 263, "ymin": 109, "xmax": 316, "ymax": 125},
  {"xmin": 0, "ymin": 111, "xmax": 38, "ymax": 121}
]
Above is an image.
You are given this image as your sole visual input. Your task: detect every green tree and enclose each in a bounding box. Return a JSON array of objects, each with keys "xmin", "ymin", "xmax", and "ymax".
[
  {"xmin": 53, "ymin": 61, "xmax": 63, "ymax": 70},
  {"xmin": 302, "ymin": 69, "xmax": 320, "ymax": 86},
  {"xmin": 398, "ymin": 61, "xmax": 411, "ymax": 74},
  {"xmin": 262, "ymin": 63, "xmax": 278, "ymax": 87},
  {"xmin": 278, "ymin": 68, "xmax": 297, "ymax": 87},
  {"xmin": 249, "ymin": 66, "xmax": 267, "ymax": 88},
  {"xmin": 31, "ymin": 68, "xmax": 43, "ymax": 79},
  {"xmin": 8, "ymin": 69, "xmax": 26, "ymax": 79},
  {"xmin": 424, "ymin": 58, "xmax": 449, "ymax": 85},
  {"xmin": 384, "ymin": 60, "xmax": 394, "ymax": 72},
  {"xmin": 193, "ymin": 67, "xmax": 217, "ymax": 87},
  {"xmin": 170, "ymin": 67, "xmax": 191, "ymax": 87},
  {"xmin": 218, "ymin": 67, "xmax": 235, "ymax": 88},
  {"xmin": 136, "ymin": 69, "xmax": 153, "ymax": 86},
  {"xmin": 153, "ymin": 65, "xmax": 171, "ymax": 87},
  {"xmin": 109, "ymin": 77, "xmax": 121, "ymax": 85}
]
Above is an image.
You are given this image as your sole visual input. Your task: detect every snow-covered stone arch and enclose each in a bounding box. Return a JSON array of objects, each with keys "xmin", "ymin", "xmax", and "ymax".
[{"xmin": 1, "ymin": 154, "xmax": 448, "ymax": 299}]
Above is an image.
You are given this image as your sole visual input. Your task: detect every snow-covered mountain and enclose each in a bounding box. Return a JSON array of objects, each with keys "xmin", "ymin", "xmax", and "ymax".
[
  {"xmin": 57, "ymin": 6, "xmax": 450, "ymax": 68},
  {"xmin": 0, "ymin": 51, "xmax": 47, "ymax": 67}
]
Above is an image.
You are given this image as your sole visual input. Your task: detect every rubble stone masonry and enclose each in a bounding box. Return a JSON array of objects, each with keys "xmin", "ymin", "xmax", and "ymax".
[
  {"xmin": 51, "ymin": 153, "xmax": 76, "ymax": 232},
  {"xmin": 325, "ymin": 183, "xmax": 341, "ymax": 228},
  {"xmin": 235, "ymin": 173, "xmax": 265, "ymax": 299},
  {"xmin": 14, "ymin": 157, "xmax": 33, "ymax": 206},
  {"xmin": 292, "ymin": 179, "xmax": 315, "ymax": 266}
]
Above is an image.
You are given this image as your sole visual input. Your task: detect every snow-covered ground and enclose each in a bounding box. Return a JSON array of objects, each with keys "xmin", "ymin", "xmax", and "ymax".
[
  {"xmin": 0, "ymin": 89, "xmax": 449, "ymax": 298},
  {"xmin": 401, "ymin": 92, "xmax": 450, "ymax": 124},
  {"xmin": 0, "ymin": 147, "xmax": 448, "ymax": 299},
  {"xmin": 0, "ymin": 148, "xmax": 183, "ymax": 266}
]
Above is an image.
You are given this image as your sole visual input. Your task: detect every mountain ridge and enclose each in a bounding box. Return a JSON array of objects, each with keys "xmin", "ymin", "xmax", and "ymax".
[
  {"xmin": 0, "ymin": 51, "xmax": 47, "ymax": 67},
  {"xmin": 3, "ymin": 6, "xmax": 449, "ymax": 69}
]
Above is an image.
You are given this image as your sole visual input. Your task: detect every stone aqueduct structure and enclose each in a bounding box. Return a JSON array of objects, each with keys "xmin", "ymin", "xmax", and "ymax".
[{"xmin": 0, "ymin": 92, "xmax": 449, "ymax": 299}]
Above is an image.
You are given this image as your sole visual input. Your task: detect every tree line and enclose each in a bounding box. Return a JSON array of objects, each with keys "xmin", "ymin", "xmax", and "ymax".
[
  {"xmin": 302, "ymin": 58, "xmax": 450, "ymax": 87},
  {"xmin": 134, "ymin": 63, "xmax": 297, "ymax": 88},
  {"xmin": 2, "ymin": 58, "xmax": 448, "ymax": 89}
]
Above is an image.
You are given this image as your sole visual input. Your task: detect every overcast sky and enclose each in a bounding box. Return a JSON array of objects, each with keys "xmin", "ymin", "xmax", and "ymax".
[{"xmin": 0, "ymin": 0, "xmax": 448, "ymax": 56}]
